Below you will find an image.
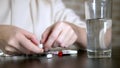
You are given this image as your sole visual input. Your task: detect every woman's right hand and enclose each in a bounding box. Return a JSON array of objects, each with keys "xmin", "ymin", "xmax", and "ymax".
[{"xmin": 0, "ymin": 25, "xmax": 43, "ymax": 55}]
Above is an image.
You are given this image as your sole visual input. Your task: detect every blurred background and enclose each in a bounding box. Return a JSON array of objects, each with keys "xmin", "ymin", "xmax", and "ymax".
[{"xmin": 63, "ymin": 0, "xmax": 120, "ymax": 47}]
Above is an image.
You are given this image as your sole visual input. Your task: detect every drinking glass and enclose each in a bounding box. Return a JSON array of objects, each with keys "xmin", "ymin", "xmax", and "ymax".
[{"xmin": 85, "ymin": 0, "xmax": 112, "ymax": 58}]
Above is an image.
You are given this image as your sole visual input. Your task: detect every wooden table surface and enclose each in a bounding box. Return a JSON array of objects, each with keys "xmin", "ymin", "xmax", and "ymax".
[{"xmin": 0, "ymin": 46, "xmax": 120, "ymax": 68}]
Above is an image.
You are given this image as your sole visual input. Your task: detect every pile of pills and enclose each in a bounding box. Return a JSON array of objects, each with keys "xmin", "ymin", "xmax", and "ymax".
[{"xmin": 38, "ymin": 44, "xmax": 78, "ymax": 58}]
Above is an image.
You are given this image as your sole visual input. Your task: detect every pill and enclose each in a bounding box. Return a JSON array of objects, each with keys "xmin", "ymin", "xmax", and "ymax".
[
  {"xmin": 47, "ymin": 54, "xmax": 53, "ymax": 58},
  {"xmin": 38, "ymin": 44, "xmax": 43, "ymax": 48},
  {"xmin": 58, "ymin": 51, "xmax": 63, "ymax": 57}
]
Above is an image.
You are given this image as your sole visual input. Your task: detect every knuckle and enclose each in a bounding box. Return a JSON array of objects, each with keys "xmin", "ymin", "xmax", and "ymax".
[
  {"xmin": 50, "ymin": 34, "xmax": 57, "ymax": 40},
  {"xmin": 60, "ymin": 43, "xmax": 66, "ymax": 48},
  {"xmin": 56, "ymin": 39, "xmax": 62, "ymax": 45},
  {"xmin": 5, "ymin": 46, "xmax": 10, "ymax": 52},
  {"xmin": 7, "ymin": 38, "xmax": 15, "ymax": 46},
  {"xmin": 14, "ymin": 32, "xmax": 22, "ymax": 40}
]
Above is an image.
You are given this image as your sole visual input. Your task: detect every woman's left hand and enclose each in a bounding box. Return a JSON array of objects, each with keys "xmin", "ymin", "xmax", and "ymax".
[{"xmin": 41, "ymin": 22, "xmax": 77, "ymax": 51}]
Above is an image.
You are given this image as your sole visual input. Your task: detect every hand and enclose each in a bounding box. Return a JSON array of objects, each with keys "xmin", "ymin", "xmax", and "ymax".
[
  {"xmin": 41, "ymin": 22, "xmax": 77, "ymax": 51},
  {"xmin": 0, "ymin": 25, "xmax": 43, "ymax": 55}
]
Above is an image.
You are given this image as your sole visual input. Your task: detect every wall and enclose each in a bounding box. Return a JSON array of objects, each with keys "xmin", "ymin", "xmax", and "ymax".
[{"xmin": 63, "ymin": 0, "xmax": 120, "ymax": 47}]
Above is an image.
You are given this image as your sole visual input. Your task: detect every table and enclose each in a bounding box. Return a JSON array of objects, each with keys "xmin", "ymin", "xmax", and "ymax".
[{"xmin": 0, "ymin": 46, "xmax": 120, "ymax": 68}]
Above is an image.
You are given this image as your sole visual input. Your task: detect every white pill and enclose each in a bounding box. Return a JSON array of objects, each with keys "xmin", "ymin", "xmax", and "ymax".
[
  {"xmin": 62, "ymin": 50, "xmax": 78, "ymax": 54},
  {"xmin": 38, "ymin": 44, "xmax": 43, "ymax": 48},
  {"xmin": 67, "ymin": 50, "xmax": 78, "ymax": 54},
  {"xmin": 47, "ymin": 54, "xmax": 53, "ymax": 58}
]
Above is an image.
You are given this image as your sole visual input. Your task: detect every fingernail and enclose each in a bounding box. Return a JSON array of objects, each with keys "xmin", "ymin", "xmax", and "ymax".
[{"xmin": 41, "ymin": 49, "xmax": 44, "ymax": 52}]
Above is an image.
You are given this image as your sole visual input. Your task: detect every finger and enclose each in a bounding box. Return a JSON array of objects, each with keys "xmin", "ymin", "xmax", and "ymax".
[
  {"xmin": 19, "ymin": 35, "xmax": 43, "ymax": 53},
  {"xmin": 64, "ymin": 31, "xmax": 77, "ymax": 47},
  {"xmin": 52, "ymin": 42, "xmax": 60, "ymax": 48},
  {"xmin": 41, "ymin": 27, "xmax": 52, "ymax": 44},
  {"xmin": 56, "ymin": 29, "xmax": 69, "ymax": 48},
  {"xmin": 63, "ymin": 29, "xmax": 77, "ymax": 47},
  {"xmin": 44, "ymin": 26, "xmax": 62, "ymax": 51},
  {"xmin": 20, "ymin": 29, "xmax": 39, "ymax": 45},
  {"xmin": 5, "ymin": 46, "xmax": 21, "ymax": 55},
  {"xmin": 15, "ymin": 43, "xmax": 31, "ymax": 54},
  {"xmin": 8, "ymin": 37, "xmax": 31, "ymax": 54}
]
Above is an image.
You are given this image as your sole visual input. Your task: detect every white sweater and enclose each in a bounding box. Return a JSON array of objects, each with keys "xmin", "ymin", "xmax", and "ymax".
[{"xmin": 0, "ymin": 0, "xmax": 86, "ymax": 41}]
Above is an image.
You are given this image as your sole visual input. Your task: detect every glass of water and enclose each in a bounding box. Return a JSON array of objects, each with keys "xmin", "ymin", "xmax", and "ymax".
[{"xmin": 85, "ymin": 0, "xmax": 112, "ymax": 58}]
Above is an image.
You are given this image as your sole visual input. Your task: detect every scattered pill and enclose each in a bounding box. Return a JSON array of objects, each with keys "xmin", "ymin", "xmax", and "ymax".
[{"xmin": 47, "ymin": 54, "xmax": 53, "ymax": 58}]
